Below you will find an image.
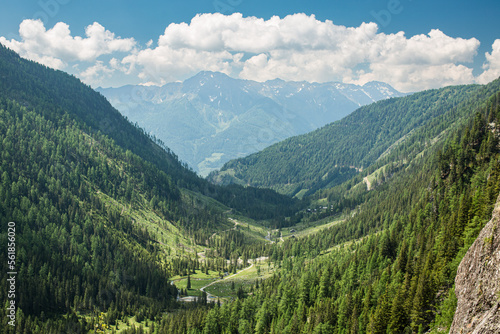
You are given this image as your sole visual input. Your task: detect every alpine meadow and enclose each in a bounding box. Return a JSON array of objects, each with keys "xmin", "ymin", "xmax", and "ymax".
[{"xmin": 1, "ymin": 3, "xmax": 500, "ymax": 334}]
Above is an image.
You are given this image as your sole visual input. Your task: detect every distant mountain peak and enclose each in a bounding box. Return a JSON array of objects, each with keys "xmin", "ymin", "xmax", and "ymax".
[
  {"xmin": 99, "ymin": 73, "xmax": 406, "ymax": 176},
  {"xmin": 264, "ymin": 78, "xmax": 287, "ymax": 85},
  {"xmin": 362, "ymin": 80, "xmax": 389, "ymax": 86},
  {"xmin": 189, "ymin": 71, "xmax": 232, "ymax": 82},
  {"xmin": 182, "ymin": 71, "xmax": 238, "ymax": 93}
]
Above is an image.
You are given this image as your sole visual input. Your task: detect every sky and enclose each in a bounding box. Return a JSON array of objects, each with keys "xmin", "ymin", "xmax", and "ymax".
[{"xmin": 0, "ymin": 0, "xmax": 499, "ymax": 92}]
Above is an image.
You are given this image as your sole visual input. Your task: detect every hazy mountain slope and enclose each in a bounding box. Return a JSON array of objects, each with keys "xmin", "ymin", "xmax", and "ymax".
[
  {"xmin": 98, "ymin": 72, "xmax": 404, "ymax": 175},
  {"xmin": 209, "ymin": 84, "xmax": 484, "ymax": 196}
]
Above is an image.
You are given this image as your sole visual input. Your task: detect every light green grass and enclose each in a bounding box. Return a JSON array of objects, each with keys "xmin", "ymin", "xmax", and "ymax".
[
  {"xmin": 225, "ymin": 216, "xmax": 270, "ymax": 243},
  {"xmin": 175, "ymin": 278, "xmax": 217, "ymax": 296},
  {"xmin": 280, "ymin": 215, "xmax": 344, "ymax": 240},
  {"xmin": 293, "ymin": 188, "xmax": 309, "ymax": 199},
  {"xmin": 172, "ymin": 270, "xmax": 221, "ymax": 297},
  {"xmin": 205, "ymin": 262, "xmax": 275, "ymax": 299},
  {"xmin": 95, "ymin": 189, "xmax": 205, "ymax": 259}
]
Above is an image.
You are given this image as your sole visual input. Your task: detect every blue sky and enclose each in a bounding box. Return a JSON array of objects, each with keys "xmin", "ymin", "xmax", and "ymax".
[{"xmin": 1, "ymin": 0, "xmax": 499, "ymax": 91}]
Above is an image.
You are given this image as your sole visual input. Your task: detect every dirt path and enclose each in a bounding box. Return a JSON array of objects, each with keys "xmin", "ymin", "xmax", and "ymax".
[
  {"xmin": 209, "ymin": 218, "xmax": 240, "ymax": 240},
  {"xmin": 199, "ymin": 263, "xmax": 254, "ymax": 301},
  {"xmin": 363, "ymin": 176, "xmax": 372, "ymax": 191}
]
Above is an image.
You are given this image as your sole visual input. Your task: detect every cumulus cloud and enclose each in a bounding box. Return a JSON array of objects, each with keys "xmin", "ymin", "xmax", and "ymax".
[
  {"xmin": 79, "ymin": 61, "xmax": 115, "ymax": 87},
  {"xmin": 158, "ymin": 12, "xmax": 370, "ymax": 53},
  {"xmin": 0, "ymin": 14, "xmax": 493, "ymax": 91},
  {"xmin": 350, "ymin": 29, "xmax": 480, "ymax": 91},
  {"xmin": 121, "ymin": 46, "xmax": 240, "ymax": 85},
  {"xmin": 122, "ymin": 13, "xmax": 480, "ymax": 91},
  {"xmin": 477, "ymin": 39, "xmax": 500, "ymax": 85},
  {"xmin": 0, "ymin": 19, "xmax": 136, "ymax": 69}
]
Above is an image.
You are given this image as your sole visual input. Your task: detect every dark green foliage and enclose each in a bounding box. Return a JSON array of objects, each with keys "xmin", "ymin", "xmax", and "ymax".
[
  {"xmin": 211, "ymin": 184, "xmax": 301, "ymax": 220},
  {"xmin": 0, "ymin": 44, "xmax": 303, "ymax": 332},
  {"xmin": 0, "ymin": 97, "xmax": 181, "ymax": 332}
]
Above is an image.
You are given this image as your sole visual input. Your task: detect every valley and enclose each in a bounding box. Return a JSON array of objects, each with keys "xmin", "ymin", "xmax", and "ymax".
[{"xmin": 1, "ymin": 42, "xmax": 500, "ymax": 334}]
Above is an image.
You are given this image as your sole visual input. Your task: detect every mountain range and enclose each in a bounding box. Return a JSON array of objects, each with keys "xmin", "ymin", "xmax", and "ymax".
[{"xmin": 97, "ymin": 72, "xmax": 404, "ymax": 176}]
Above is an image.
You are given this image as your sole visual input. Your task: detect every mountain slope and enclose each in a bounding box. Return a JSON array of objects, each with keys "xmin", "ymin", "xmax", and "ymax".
[
  {"xmin": 209, "ymin": 84, "xmax": 487, "ymax": 196},
  {"xmin": 450, "ymin": 193, "xmax": 500, "ymax": 333},
  {"xmin": 0, "ymin": 92, "xmax": 182, "ymax": 332},
  {"xmin": 0, "ymin": 45, "xmax": 296, "ymax": 332},
  {"xmin": 1, "ymin": 43, "xmax": 297, "ymax": 216},
  {"xmin": 98, "ymin": 72, "xmax": 404, "ymax": 175},
  {"xmin": 162, "ymin": 78, "xmax": 500, "ymax": 334}
]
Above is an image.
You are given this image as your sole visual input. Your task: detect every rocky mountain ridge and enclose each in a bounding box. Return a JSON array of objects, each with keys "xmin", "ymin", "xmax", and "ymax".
[{"xmin": 450, "ymin": 193, "xmax": 500, "ymax": 333}]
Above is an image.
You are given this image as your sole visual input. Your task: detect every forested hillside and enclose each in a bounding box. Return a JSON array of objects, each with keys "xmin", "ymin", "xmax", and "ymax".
[
  {"xmin": 163, "ymin": 80, "xmax": 500, "ymax": 333},
  {"xmin": 0, "ymin": 44, "xmax": 298, "ymax": 221},
  {"xmin": 0, "ymin": 45, "xmax": 295, "ymax": 333},
  {"xmin": 0, "ymin": 97, "xmax": 182, "ymax": 332},
  {"xmin": 209, "ymin": 84, "xmax": 483, "ymax": 197}
]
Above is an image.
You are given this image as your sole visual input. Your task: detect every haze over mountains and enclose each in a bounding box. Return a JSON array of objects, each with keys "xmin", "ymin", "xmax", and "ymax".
[{"xmin": 98, "ymin": 72, "xmax": 404, "ymax": 176}]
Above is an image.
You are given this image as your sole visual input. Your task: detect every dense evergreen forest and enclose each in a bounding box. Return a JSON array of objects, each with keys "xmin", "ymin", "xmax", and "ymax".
[
  {"xmin": 0, "ymin": 45, "xmax": 295, "ymax": 333},
  {"xmin": 1, "ymin": 42, "xmax": 500, "ymax": 334}
]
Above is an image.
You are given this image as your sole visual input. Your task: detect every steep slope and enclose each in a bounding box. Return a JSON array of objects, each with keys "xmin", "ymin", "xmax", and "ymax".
[
  {"xmin": 0, "ymin": 41, "xmax": 199, "ymax": 189},
  {"xmin": 0, "ymin": 44, "xmax": 225, "ymax": 332},
  {"xmin": 0, "ymin": 94, "xmax": 183, "ymax": 332},
  {"xmin": 0, "ymin": 45, "xmax": 295, "ymax": 332},
  {"xmin": 209, "ymin": 84, "xmax": 486, "ymax": 196},
  {"xmin": 0, "ymin": 44, "xmax": 297, "ymax": 219},
  {"xmin": 98, "ymin": 72, "xmax": 404, "ymax": 175},
  {"xmin": 450, "ymin": 195, "xmax": 500, "ymax": 333}
]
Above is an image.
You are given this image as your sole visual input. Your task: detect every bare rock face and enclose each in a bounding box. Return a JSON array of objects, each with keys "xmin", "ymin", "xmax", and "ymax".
[{"xmin": 449, "ymin": 197, "xmax": 500, "ymax": 334}]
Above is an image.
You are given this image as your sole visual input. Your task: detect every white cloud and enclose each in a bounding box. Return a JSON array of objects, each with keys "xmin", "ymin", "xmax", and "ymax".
[
  {"xmin": 239, "ymin": 50, "xmax": 356, "ymax": 83},
  {"xmin": 122, "ymin": 46, "xmax": 240, "ymax": 85},
  {"xmin": 477, "ymin": 39, "xmax": 500, "ymax": 85},
  {"xmin": 350, "ymin": 29, "xmax": 480, "ymax": 91},
  {"xmin": 354, "ymin": 63, "xmax": 476, "ymax": 92},
  {"xmin": 79, "ymin": 61, "xmax": 115, "ymax": 87},
  {"xmin": 122, "ymin": 13, "xmax": 480, "ymax": 91},
  {"xmin": 0, "ymin": 19, "xmax": 136, "ymax": 69},
  {"xmin": 0, "ymin": 14, "xmax": 491, "ymax": 91},
  {"xmin": 158, "ymin": 13, "xmax": 368, "ymax": 53}
]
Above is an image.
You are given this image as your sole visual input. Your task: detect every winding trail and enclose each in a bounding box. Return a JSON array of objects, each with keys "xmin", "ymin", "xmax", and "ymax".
[
  {"xmin": 209, "ymin": 218, "xmax": 240, "ymax": 239},
  {"xmin": 199, "ymin": 263, "xmax": 254, "ymax": 301}
]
